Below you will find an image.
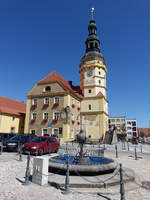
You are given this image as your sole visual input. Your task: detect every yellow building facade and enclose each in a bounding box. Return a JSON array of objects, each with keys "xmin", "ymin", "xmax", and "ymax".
[
  {"xmin": 24, "ymin": 72, "xmax": 82, "ymax": 142},
  {"xmin": 79, "ymin": 10, "xmax": 109, "ymax": 140},
  {"xmin": 0, "ymin": 96, "xmax": 26, "ymax": 134}
]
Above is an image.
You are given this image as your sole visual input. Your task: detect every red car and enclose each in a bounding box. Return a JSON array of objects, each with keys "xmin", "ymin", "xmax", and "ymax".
[{"xmin": 23, "ymin": 136, "xmax": 59, "ymax": 155}]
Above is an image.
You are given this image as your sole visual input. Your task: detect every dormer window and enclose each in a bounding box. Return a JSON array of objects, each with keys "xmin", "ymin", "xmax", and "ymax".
[{"xmin": 45, "ymin": 86, "xmax": 51, "ymax": 92}]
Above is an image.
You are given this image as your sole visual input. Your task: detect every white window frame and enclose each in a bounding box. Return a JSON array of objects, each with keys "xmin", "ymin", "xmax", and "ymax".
[
  {"xmin": 53, "ymin": 112, "xmax": 60, "ymax": 120},
  {"xmin": 10, "ymin": 127, "xmax": 15, "ymax": 133},
  {"xmin": 31, "ymin": 112, "xmax": 37, "ymax": 120},
  {"xmin": 43, "ymin": 112, "xmax": 49, "ymax": 120},
  {"xmin": 53, "ymin": 128, "xmax": 59, "ymax": 137},
  {"xmin": 44, "ymin": 97, "xmax": 50, "ymax": 105},
  {"xmin": 54, "ymin": 96, "xmax": 60, "ymax": 104},
  {"xmin": 12, "ymin": 116, "xmax": 15, "ymax": 121},
  {"xmin": 32, "ymin": 98, "xmax": 38, "ymax": 106},
  {"xmin": 42, "ymin": 128, "xmax": 48, "ymax": 136}
]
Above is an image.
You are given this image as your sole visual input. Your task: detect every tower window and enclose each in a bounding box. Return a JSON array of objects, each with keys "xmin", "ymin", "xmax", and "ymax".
[
  {"xmin": 99, "ymin": 71, "xmax": 101, "ymax": 75},
  {"xmin": 95, "ymin": 43, "xmax": 98, "ymax": 48},
  {"xmin": 89, "ymin": 105, "xmax": 92, "ymax": 110},
  {"xmin": 88, "ymin": 89, "xmax": 92, "ymax": 93},
  {"xmin": 90, "ymin": 43, "xmax": 93, "ymax": 48}
]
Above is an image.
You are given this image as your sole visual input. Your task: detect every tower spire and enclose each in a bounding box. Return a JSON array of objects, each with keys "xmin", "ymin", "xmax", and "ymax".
[
  {"xmin": 90, "ymin": 6, "xmax": 94, "ymax": 20},
  {"xmin": 85, "ymin": 7, "xmax": 101, "ymax": 55}
]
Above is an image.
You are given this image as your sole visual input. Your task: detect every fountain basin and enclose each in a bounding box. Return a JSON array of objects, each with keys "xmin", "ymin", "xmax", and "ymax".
[{"xmin": 49, "ymin": 155, "xmax": 117, "ymax": 175}]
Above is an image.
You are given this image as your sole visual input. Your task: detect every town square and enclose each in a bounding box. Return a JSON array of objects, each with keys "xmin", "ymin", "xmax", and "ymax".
[{"xmin": 0, "ymin": 1, "xmax": 150, "ymax": 200}]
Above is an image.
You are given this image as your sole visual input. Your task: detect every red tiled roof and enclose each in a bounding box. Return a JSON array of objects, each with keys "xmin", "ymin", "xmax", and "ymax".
[
  {"xmin": 0, "ymin": 96, "xmax": 26, "ymax": 116},
  {"xmin": 38, "ymin": 72, "xmax": 83, "ymax": 99},
  {"xmin": 138, "ymin": 128, "xmax": 150, "ymax": 137}
]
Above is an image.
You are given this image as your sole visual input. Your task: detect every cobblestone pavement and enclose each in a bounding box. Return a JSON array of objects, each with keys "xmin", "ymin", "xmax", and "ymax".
[{"xmin": 0, "ymin": 144, "xmax": 150, "ymax": 200}]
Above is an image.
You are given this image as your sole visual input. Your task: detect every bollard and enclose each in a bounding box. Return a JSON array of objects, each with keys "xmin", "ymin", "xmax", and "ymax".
[
  {"xmin": 23, "ymin": 153, "xmax": 31, "ymax": 185},
  {"xmin": 0, "ymin": 142, "xmax": 3, "ymax": 155},
  {"xmin": 127, "ymin": 142, "xmax": 129, "ymax": 152},
  {"xmin": 18, "ymin": 141, "xmax": 20, "ymax": 153},
  {"xmin": 19, "ymin": 144, "xmax": 23, "ymax": 161},
  {"xmin": 140, "ymin": 144, "xmax": 142, "ymax": 153},
  {"xmin": 98, "ymin": 142, "xmax": 101, "ymax": 157},
  {"xmin": 103, "ymin": 143, "xmax": 105, "ymax": 150},
  {"xmin": 63, "ymin": 156, "xmax": 70, "ymax": 194},
  {"xmin": 135, "ymin": 146, "xmax": 137, "ymax": 160},
  {"xmin": 120, "ymin": 164, "xmax": 125, "ymax": 200},
  {"xmin": 115, "ymin": 144, "xmax": 118, "ymax": 158},
  {"xmin": 63, "ymin": 143, "xmax": 70, "ymax": 194}
]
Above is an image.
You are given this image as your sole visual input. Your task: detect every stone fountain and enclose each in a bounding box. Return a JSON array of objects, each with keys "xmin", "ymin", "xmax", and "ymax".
[{"xmin": 49, "ymin": 130, "xmax": 117, "ymax": 175}]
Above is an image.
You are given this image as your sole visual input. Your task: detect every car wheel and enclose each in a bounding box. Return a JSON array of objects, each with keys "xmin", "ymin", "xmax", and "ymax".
[
  {"xmin": 55, "ymin": 148, "xmax": 58, "ymax": 153},
  {"xmin": 39, "ymin": 148, "xmax": 44, "ymax": 156}
]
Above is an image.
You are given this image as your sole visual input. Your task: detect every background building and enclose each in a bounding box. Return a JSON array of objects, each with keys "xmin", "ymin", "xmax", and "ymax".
[
  {"xmin": 126, "ymin": 119, "xmax": 137, "ymax": 140},
  {"xmin": 109, "ymin": 116, "xmax": 126, "ymax": 134},
  {"xmin": 0, "ymin": 96, "xmax": 26, "ymax": 133},
  {"xmin": 138, "ymin": 128, "xmax": 150, "ymax": 138}
]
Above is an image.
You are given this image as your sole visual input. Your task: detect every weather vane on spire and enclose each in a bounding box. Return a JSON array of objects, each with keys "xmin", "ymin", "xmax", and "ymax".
[{"xmin": 90, "ymin": 6, "xmax": 94, "ymax": 20}]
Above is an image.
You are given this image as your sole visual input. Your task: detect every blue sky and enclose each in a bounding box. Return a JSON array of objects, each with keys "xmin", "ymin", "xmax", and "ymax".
[{"xmin": 0, "ymin": 0, "xmax": 150, "ymax": 127}]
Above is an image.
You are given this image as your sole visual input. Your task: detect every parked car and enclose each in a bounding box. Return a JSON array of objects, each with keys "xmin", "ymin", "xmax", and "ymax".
[
  {"xmin": 6, "ymin": 134, "xmax": 37, "ymax": 152},
  {"xmin": 0, "ymin": 133, "xmax": 16, "ymax": 148},
  {"xmin": 23, "ymin": 136, "xmax": 59, "ymax": 155}
]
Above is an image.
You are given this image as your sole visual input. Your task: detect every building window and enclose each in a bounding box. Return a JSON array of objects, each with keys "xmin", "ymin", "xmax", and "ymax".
[
  {"xmin": 31, "ymin": 112, "xmax": 37, "ymax": 120},
  {"xmin": 31, "ymin": 130, "xmax": 36, "ymax": 135},
  {"xmin": 43, "ymin": 128, "xmax": 48, "ymax": 136},
  {"xmin": 59, "ymin": 128, "xmax": 63, "ymax": 135},
  {"xmin": 88, "ymin": 89, "xmax": 91, "ymax": 93},
  {"xmin": 44, "ymin": 97, "xmax": 50, "ymax": 105},
  {"xmin": 99, "ymin": 80, "xmax": 101, "ymax": 84},
  {"xmin": 10, "ymin": 127, "xmax": 15, "ymax": 133},
  {"xmin": 99, "ymin": 71, "xmax": 101, "ymax": 75},
  {"xmin": 89, "ymin": 105, "xmax": 91, "ymax": 110},
  {"xmin": 53, "ymin": 128, "xmax": 59, "ymax": 137},
  {"xmin": 53, "ymin": 112, "xmax": 60, "ymax": 120},
  {"xmin": 45, "ymin": 86, "xmax": 51, "ymax": 92},
  {"xmin": 12, "ymin": 116, "xmax": 15, "ymax": 121},
  {"xmin": 54, "ymin": 96, "xmax": 59, "ymax": 104},
  {"xmin": 32, "ymin": 98, "xmax": 38, "ymax": 106},
  {"xmin": 43, "ymin": 112, "xmax": 49, "ymax": 120}
]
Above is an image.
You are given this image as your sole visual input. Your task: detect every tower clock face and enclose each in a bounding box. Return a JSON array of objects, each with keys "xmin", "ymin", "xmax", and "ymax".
[{"xmin": 87, "ymin": 69, "xmax": 93, "ymax": 77}]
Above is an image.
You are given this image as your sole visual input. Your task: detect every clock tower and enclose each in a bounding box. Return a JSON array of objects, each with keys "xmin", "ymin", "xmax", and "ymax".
[{"xmin": 79, "ymin": 7, "xmax": 108, "ymax": 140}]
